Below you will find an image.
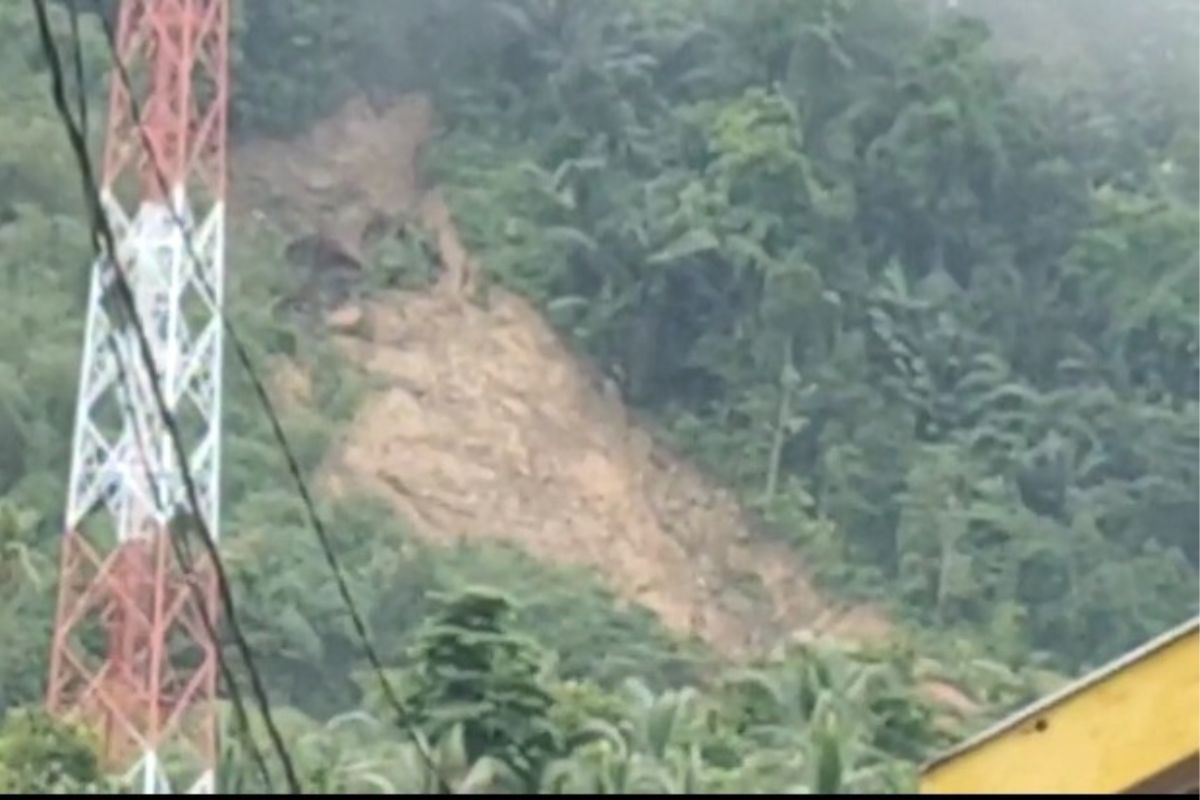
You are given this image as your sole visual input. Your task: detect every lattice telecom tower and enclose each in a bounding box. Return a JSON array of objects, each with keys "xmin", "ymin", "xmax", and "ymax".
[{"xmin": 46, "ymin": 0, "xmax": 230, "ymax": 793}]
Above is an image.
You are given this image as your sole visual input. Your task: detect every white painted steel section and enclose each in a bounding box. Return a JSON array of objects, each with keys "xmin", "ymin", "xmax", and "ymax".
[{"xmin": 66, "ymin": 190, "xmax": 223, "ymax": 541}]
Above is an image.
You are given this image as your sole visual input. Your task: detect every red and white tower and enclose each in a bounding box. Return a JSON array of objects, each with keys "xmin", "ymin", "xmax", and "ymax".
[{"xmin": 46, "ymin": 0, "xmax": 230, "ymax": 793}]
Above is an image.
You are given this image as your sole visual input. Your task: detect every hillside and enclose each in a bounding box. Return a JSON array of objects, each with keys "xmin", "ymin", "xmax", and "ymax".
[
  {"xmin": 0, "ymin": 0, "xmax": 1196, "ymax": 793},
  {"xmin": 234, "ymin": 94, "xmax": 889, "ymax": 655}
]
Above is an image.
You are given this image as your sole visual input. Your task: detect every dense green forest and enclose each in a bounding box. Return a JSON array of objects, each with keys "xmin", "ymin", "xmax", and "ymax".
[{"xmin": 1, "ymin": 0, "xmax": 1196, "ymax": 792}]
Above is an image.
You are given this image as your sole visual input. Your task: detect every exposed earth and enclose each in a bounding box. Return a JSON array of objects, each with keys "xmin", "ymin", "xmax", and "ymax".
[{"xmin": 232, "ymin": 94, "xmax": 892, "ymax": 657}]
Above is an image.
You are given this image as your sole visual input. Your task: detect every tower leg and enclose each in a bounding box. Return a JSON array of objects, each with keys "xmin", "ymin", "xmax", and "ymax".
[{"xmin": 47, "ymin": 529, "xmax": 218, "ymax": 792}]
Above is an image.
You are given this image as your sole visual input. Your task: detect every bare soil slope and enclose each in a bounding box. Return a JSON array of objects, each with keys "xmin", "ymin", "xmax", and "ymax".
[
  {"xmin": 233, "ymin": 96, "xmax": 890, "ymax": 655},
  {"xmin": 235, "ymin": 94, "xmax": 433, "ymax": 263}
]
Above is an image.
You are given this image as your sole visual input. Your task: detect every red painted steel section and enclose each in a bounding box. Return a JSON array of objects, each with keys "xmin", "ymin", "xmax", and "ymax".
[
  {"xmin": 101, "ymin": 0, "xmax": 229, "ymax": 204},
  {"xmin": 47, "ymin": 530, "xmax": 219, "ymax": 772}
]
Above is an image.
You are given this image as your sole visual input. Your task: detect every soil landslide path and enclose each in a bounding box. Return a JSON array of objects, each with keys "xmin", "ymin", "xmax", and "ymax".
[{"xmin": 233, "ymin": 95, "xmax": 890, "ymax": 656}]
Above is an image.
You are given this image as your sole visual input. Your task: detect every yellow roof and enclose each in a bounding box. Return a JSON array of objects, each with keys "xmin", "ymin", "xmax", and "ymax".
[{"xmin": 920, "ymin": 616, "xmax": 1200, "ymax": 794}]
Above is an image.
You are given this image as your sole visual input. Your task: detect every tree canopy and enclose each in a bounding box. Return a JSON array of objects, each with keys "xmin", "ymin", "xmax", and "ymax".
[{"xmin": 0, "ymin": 0, "xmax": 1194, "ymax": 792}]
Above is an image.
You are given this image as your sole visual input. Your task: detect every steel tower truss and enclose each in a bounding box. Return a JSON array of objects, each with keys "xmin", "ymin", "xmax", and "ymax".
[{"xmin": 46, "ymin": 0, "xmax": 230, "ymax": 793}]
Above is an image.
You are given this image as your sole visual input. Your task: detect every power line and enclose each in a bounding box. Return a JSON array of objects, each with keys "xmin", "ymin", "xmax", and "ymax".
[
  {"xmin": 30, "ymin": 1, "xmax": 298, "ymax": 792},
  {"xmin": 50, "ymin": 9, "xmax": 285, "ymax": 793},
  {"xmin": 87, "ymin": 3, "xmax": 454, "ymax": 791},
  {"xmin": 64, "ymin": 3, "xmax": 172, "ymax": 575},
  {"xmin": 65, "ymin": 0, "xmax": 87, "ymax": 138},
  {"xmin": 44, "ymin": 4, "xmax": 281, "ymax": 792}
]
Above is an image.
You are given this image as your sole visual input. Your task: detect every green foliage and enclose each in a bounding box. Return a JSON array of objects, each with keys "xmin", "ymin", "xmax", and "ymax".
[
  {"xmin": 231, "ymin": 608, "xmax": 965, "ymax": 794},
  {"xmin": 423, "ymin": 541, "xmax": 709, "ymax": 689},
  {"xmin": 362, "ymin": 224, "xmax": 441, "ymax": 292},
  {"xmin": 0, "ymin": 708, "xmax": 112, "ymax": 794},
  {"xmin": 230, "ymin": 0, "xmax": 411, "ymax": 137},
  {"xmin": 395, "ymin": 589, "xmax": 563, "ymax": 784},
  {"xmin": 0, "ymin": 501, "xmax": 53, "ymax": 716},
  {"xmin": 2, "ymin": 0, "xmax": 1196, "ymax": 792},
  {"xmin": 429, "ymin": 0, "xmax": 1199, "ymax": 672}
]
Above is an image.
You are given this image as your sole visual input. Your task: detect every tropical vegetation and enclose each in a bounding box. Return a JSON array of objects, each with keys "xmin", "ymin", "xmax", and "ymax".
[{"xmin": 0, "ymin": 0, "xmax": 1195, "ymax": 792}]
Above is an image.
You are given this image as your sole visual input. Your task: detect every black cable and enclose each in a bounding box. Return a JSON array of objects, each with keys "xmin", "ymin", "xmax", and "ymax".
[
  {"xmin": 30, "ymin": 1, "xmax": 297, "ymax": 792},
  {"xmin": 88, "ymin": 4, "xmax": 454, "ymax": 791},
  {"xmin": 66, "ymin": 0, "xmax": 87, "ymax": 138},
  {"xmin": 44, "ymin": 6, "xmax": 281, "ymax": 794},
  {"xmin": 54, "ymin": 11, "xmax": 277, "ymax": 791},
  {"xmin": 49, "ymin": 14, "xmax": 285, "ymax": 797},
  {"xmin": 65, "ymin": 0, "xmax": 175, "ymax": 589}
]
